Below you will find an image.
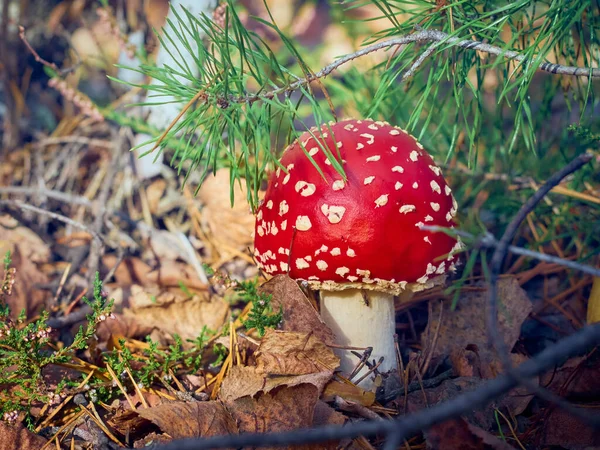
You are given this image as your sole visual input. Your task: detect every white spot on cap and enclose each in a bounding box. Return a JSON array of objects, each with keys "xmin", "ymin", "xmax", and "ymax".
[
  {"xmin": 279, "ymin": 200, "xmax": 289, "ymax": 216},
  {"xmin": 360, "ymin": 133, "xmax": 375, "ymax": 144},
  {"xmin": 430, "ymin": 202, "xmax": 441, "ymax": 212},
  {"xmin": 366, "ymin": 155, "xmax": 381, "ymax": 162},
  {"xmin": 271, "ymin": 224, "xmax": 279, "ymax": 235},
  {"xmin": 409, "ymin": 151, "xmax": 419, "ymax": 161},
  {"xmin": 445, "ymin": 185, "xmax": 452, "ymax": 196},
  {"xmin": 283, "ymin": 173, "xmax": 291, "ymax": 184},
  {"xmin": 321, "ymin": 204, "xmax": 346, "ymax": 224},
  {"xmin": 281, "ymin": 220, "xmax": 287, "ymax": 230},
  {"xmin": 266, "ymin": 200, "xmax": 273, "ymax": 209},
  {"xmin": 346, "ymin": 248, "xmax": 356, "ymax": 257},
  {"xmin": 399, "ymin": 204, "xmax": 416, "ymax": 214},
  {"xmin": 424, "ymin": 236, "xmax": 432, "ymax": 244},
  {"xmin": 320, "ymin": 245, "xmax": 328, "ymax": 252},
  {"xmin": 356, "ymin": 143, "xmax": 364, "ymax": 150},
  {"xmin": 395, "ymin": 182, "xmax": 403, "ymax": 190},
  {"xmin": 446, "ymin": 212, "xmax": 453, "ymax": 221},
  {"xmin": 278, "ymin": 247, "xmax": 285, "ymax": 254},
  {"xmin": 295, "ymin": 181, "xmax": 316, "ymax": 197},
  {"xmin": 295, "ymin": 216, "xmax": 312, "ymax": 231},
  {"xmin": 305, "ymin": 255, "xmax": 312, "ymax": 262},
  {"xmin": 316, "ymin": 260, "xmax": 328, "ymax": 271},
  {"xmin": 374, "ymin": 194, "xmax": 389, "ymax": 207},
  {"xmin": 309, "ymin": 147, "xmax": 319, "ymax": 156},
  {"xmin": 368, "ymin": 123, "xmax": 379, "ymax": 130},
  {"xmin": 336, "ymin": 141, "xmax": 343, "ymax": 148},
  {"xmin": 332, "ymin": 180, "xmax": 345, "ymax": 191},
  {"xmin": 257, "ymin": 210, "xmax": 263, "ymax": 221},
  {"xmin": 412, "ymin": 182, "xmax": 419, "ymax": 189},
  {"xmin": 416, "ymin": 142, "xmax": 424, "ymax": 150},
  {"xmin": 452, "ymin": 197, "xmax": 458, "ymax": 210},
  {"xmin": 276, "ymin": 168, "xmax": 281, "ymax": 177},
  {"xmin": 391, "ymin": 146, "xmax": 398, "ymax": 152},
  {"xmin": 426, "ymin": 263, "xmax": 436, "ymax": 275},
  {"xmin": 296, "ymin": 258, "xmax": 309, "ymax": 269},
  {"xmin": 324, "ymin": 158, "xmax": 331, "ymax": 166},
  {"xmin": 336, "ymin": 267, "xmax": 350, "ymax": 277},
  {"xmin": 280, "ymin": 262, "xmax": 289, "ymax": 272},
  {"xmin": 347, "ymin": 276, "xmax": 358, "ymax": 282},
  {"xmin": 344, "ymin": 123, "xmax": 354, "ymax": 131},
  {"xmin": 429, "ymin": 165, "xmax": 441, "ymax": 176},
  {"xmin": 330, "ymin": 247, "xmax": 341, "ymax": 256},
  {"xmin": 425, "ymin": 215, "xmax": 434, "ymax": 222},
  {"xmin": 389, "ymin": 129, "xmax": 400, "ymax": 135},
  {"xmin": 430, "ymin": 180, "xmax": 441, "ymax": 194},
  {"xmin": 392, "ymin": 166, "xmax": 404, "ymax": 173},
  {"xmin": 287, "ymin": 163, "xmax": 294, "ymax": 170},
  {"xmin": 257, "ymin": 226, "xmax": 265, "ymax": 237},
  {"xmin": 364, "ymin": 176, "xmax": 375, "ymax": 185},
  {"xmin": 415, "ymin": 222, "xmax": 424, "ymax": 228}
]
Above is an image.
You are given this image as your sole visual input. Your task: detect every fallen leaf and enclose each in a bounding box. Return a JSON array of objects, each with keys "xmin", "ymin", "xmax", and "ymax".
[
  {"xmin": 226, "ymin": 383, "xmax": 337, "ymax": 450},
  {"xmin": 424, "ymin": 277, "xmax": 532, "ymax": 364},
  {"xmin": 260, "ymin": 275, "xmax": 336, "ymax": 345},
  {"xmin": 219, "ymin": 365, "xmax": 333, "ymax": 403},
  {"xmin": 137, "ymin": 401, "xmax": 238, "ymax": 440},
  {"xmin": 425, "ymin": 417, "xmax": 517, "ymax": 450},
  {"xmin": 539, "ymin": 407, "xmax": 600, "ymax": 449},
  {"xmin": 0, "ymin": 220, "xmax": 49, "ymax": 318},
  {"xmin": 540, "ymin": 355, "xmax": 600, "ymax": 397},
  {"xmin": 124, "ymin": 285, "xmax": 228, "ymax": 341},
  {"xmin": 197, "ymin": 169, "xmax": 255, "ymax": 250},
  {"xmin": 255, "ymin": 329, "xmax": 339, "ymax": 375},
  {"xmin": 322, "ymin": 380, "xmax": 376, "ymax": 407},
  {"xmin": 406, "ymin": 377, "xmax": 526, "ymax": 431},
  {"xmin": 146, "ymin": 179, "xmax": 167, "ymax": 215},
  {"xmin": 0, "ymin": 421, "xmax": 47, "ymax": 450}
]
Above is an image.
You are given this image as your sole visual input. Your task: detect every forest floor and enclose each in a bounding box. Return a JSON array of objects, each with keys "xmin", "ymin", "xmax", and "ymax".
[{"xmin": 0, "ymin": 1, "xmax": 599, "ymax": 449}]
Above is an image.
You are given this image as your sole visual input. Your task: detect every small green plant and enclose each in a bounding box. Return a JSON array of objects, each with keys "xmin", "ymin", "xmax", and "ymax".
[
  {"xmin": 0, "ymin": 252, "xmax": 114, "ymax": 424},
  {"xmin": 236, "ymin": 279, "xmax": 283, "ymax": 337}
]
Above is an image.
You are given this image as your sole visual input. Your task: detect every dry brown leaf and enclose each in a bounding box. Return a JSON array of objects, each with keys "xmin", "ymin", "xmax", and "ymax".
[
  {"xmin": 406, "ymin": 377, "xmax": 523, "ymax": 431},
  {"xmin": 255, "ymin": 329, "xmax": 339, "ymax": 375},
  {"xmin": 0, "ymin": 422, "xmax": 47, "ymax": 450},
  {"xmin": 124, "ymin": 285, "xmax": 228, "ymax": 341},
  {"xmin": 226, "ymin": 383, "xmax": 334, "ymax": 450},
  {"xmin": 322, "ymin": 380, "xmax": 376, "ymax": 407},
  {"xmin": 137, "ymin": 401, "xmax": 238, "ymax": 440},
  {"xmin": 219, "ymin": 365, "xmax": 333, "ymax": 403},
  {"xmin": 540, "ymin": 356, "xmax": 600, "ymax": 397},
  {"xmin": 197, "ymin": 169, "xmax": 254, "ymax": 250},
  {"xmin": 261, "ymin": 275, "xmax": 336, "ymax": 345},
  {"xmin": 0, "ymin": 220, "xmax": 49, "ymax": 318},
  {"xmin": 425, "ymin": 417, "xmax": 516, "ymax": 450},
  {"xmin": 146, "ymin": 179, "xmax": 168, "ymax": 215},
  {"xmin": 539, "ymin": 407, "xmax": 600, "ymax": 449},
  {"xmin": 424, "ymin": 276, "xmax": 532, "ymax": 365},
  {"xmin": 144, "ymin": 263, "xmax": 207, "ymax": 290}
]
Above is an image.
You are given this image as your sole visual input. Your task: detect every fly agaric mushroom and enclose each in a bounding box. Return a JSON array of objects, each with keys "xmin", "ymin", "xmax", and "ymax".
[{"xmin": 253, "ymin": 119, "xmax": 461, "ymax": 387}]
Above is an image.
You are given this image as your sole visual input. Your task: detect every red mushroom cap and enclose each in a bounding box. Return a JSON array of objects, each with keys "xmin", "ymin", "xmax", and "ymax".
[{"xmin": 253, "ymin": 119, "xmax": 461, "ymax": 295}]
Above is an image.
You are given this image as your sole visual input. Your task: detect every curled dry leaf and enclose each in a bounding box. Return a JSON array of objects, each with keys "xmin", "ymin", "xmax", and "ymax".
[
  {"xmin": 123, "ymin": 285, "xmax": 228, "ymax": 341},
  {"xmin": 219, "ymin": 365, "xmax": 333, "ymax": 403},
  {"xmin": 136, "ymin": 401, "xmax": 238, "ymax": 440},
  {"xmin": 197, "ymin": 169, "xmax": 255, "ymax": 251},
  {"xmin": 260, "ymin": 275, "xmax": 336, "ymax": 345},
  {"xmin": 0, "ymin": 422, "xmax": 47, "ymax": 450},
  {"xmin": 255, "ymin": 329, "xmax": 340, "ymax": 375}
]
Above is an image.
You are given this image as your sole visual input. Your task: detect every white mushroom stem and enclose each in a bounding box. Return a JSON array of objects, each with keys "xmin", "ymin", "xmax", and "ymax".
[{"xmin": 319, "ymin": 289, "xmax": 398, "ymax": 389}]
